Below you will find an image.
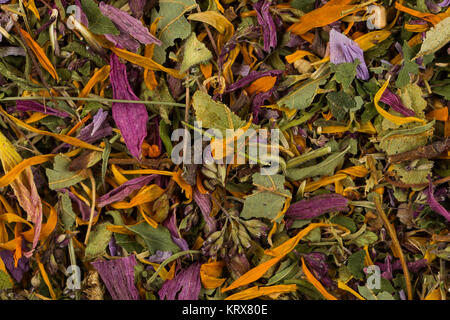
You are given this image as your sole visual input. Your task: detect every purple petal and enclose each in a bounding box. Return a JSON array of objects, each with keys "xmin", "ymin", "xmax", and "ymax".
[
  {"xmin": 67, "ymin": 190, "xmax": 98, "ymax": 221},
  {"xmin": 425, "ymin": 177, "xmax": 450, "ymax": 222},
  {"xmin": 252, "ymin": 86, "xmax": 276, "ymax": 123},
  {"xmin": 16, "ymin": 100, "xmax": 70, "ymax": 118},
  {"xmin": 99, "ymin": 2, "xmax": 161, "ymax": 52},
  {"xmin": 158, "ymin": 263, "xmax": 201, "ymax": 300},
  {"xmin": 129, "ymin": 0, "xmax": 146, "ymax": 19},
  {"xmin": 254, "ymin": 0, "xmax": 277, "ymax": 52},
  {"xmin": 78, "ymin": 109, "xmax": 113, "ymax": 144},
  {"xmin": 0, "ymin": 250, "xmax": 29, "ymax": 283},
  {"xmin": 163, "ymin": 209, "xmax": 189, "ymax": 251},
  {"xmin": 193, "ymin": 188, "xmax": 217, "ymax": 234},
  {"xmin": 110, "ymin": 53, "xmax": 148, "ymax": 159},
  {"xmin": 97, "ymin": 175, "xmax": 157, "ymax": 207},
  {"xmin": 286, "ymin": 193, "xmax": 349, "ymax": 219},
  {"xmin": 147, "ymin": 251, "xmax": 172, "ymax": 264},
  {"xmin": 329, "ymin": 29, "xmax": 369, "ymax": 80},
  {"xmin": 91, "ymin": 255, "xmax": 140, "ymax": 300},
  {"xmin": 225, "ymin": 70, "xmax": 283, "ymax": 93},
  {"xmin": 74, "ymin": 0, "xmax": 89, "ymax": 27},
  {"xmin": 303, "ymin": 252, "xmax": 335, "ymax": 288},
  {"xmin": 380, "ymin": 88, "xmax": 416, "ymax": 117},
  {"xmin": 438, "ymin": 0, "xmax": 450, "ymax": 6}
]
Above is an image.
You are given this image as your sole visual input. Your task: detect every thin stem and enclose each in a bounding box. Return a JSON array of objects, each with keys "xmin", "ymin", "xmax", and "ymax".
[
  {"xmin": 374, "ymin": 195, "xmax": 413, "ymax": 300},
  {"xmin": 147, "ymin": 250, "xmax": 200, "ymax": 285},
  {"xmin": 286, "ymin": 146, "xmax": 331, "ymax": 168},
  {"xmin": 84, "ymin": 170, "xmax": 97, "ymax": 245},
  {"xmin": 0, "ymin": 96, "xmax": 186, "ymax": 107}
]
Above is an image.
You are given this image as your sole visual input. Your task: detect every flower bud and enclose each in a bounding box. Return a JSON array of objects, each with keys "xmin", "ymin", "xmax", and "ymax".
[{"xmin": 293, "ymin": 58, "xmax": 313, "ymax": 74}]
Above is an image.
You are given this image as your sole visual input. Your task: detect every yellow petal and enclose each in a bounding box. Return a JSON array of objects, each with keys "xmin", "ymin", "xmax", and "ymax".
[
  {"xmin": 0, "ymin": 105, "xmax": 103, "ymax": 152},
  {"xmin": 20, "ymin": 28, "xmax": 58, "ymax": 80},
  {"xmin": 78, "ymin": 65, "xmax": 110, "ymax": 101},
  {"xmin": 302, "ymin": 257, "xmax": 337, "ymax": 300},
  {"xmin": 188, "ymin": 11, "xmax": 234, "ymax": 41},
  {"xmin": 374, "ymin": 77, "xmax": 426, "ymax": 126},
  {"xmin": 111, "ymin": 184, "xmax": 165, "ymax": 209},
  {"xmin": 225, "ymin": 284, "xmax": 297, "ymax": 300},
  {"xmin": 338, "ymin": 281, "xmax": 365, "ymax": 300}
]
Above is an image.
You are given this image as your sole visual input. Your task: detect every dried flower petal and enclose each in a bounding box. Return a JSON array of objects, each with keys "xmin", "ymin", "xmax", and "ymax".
[
  {"xmin": 285, "ymin": 193, "xmax": 349, "ymax": 219},
  {"xmin": 91, "ymin": 255, "xmax": 139, "ymax": 300},
  {"xmin": 158, "ymin": 262, "xmax": 201, "ymax": 300},
  {"xmin": 110, "ymin": 53, "xmax": 148, "ymax": 159}
]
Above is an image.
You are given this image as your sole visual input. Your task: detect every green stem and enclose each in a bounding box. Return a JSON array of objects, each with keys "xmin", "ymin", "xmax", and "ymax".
[
  {"xmin": 280, "ymin": 112, "xmax": 315, "ymax": 131},
  {"xmin": 286, "ymin": 146, "xmax": 331, "ymax": 169},
  {"xmin": 0, "ymin": 96, "xmax": 186, "ymax": 107},
  {"xmin": 147, "ymin": 250, "xmax": 200, "ymax": 285}
]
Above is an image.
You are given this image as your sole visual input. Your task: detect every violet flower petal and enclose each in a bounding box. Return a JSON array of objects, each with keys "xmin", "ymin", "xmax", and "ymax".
[
  {"xmin": 193, "ymin": 187, "xmax": 217, "ymax": 234},
  {"xmin": 380, "ymin": 88, "xmax": 416, "ymax": 117},
  {"xmin": 97, "ymin": 175, "xmax": 157, "ymax": 207},
  {"xmin": 129, "ymin": 0, "xmax": 146, "ymax": 19},
  {"xmin": 99, "ymin": 3, "xmax": 161, "ymax": 52},
  {"xmin": 158, "ymin": 263, "xmax": 201, "ymax": 300},
  {"xmin": 425, "ymin": 177, "xmax": 450, "ymax": 222},
  {"xmin": 16, "ymin": 100, "xmax": 70, "ymax": 118},
  {"xmin": 147, "ymin": 251, "xmax": 172, "ymax": 264},
  {"xmin": 303, "ymin": 252, "xmax": 335, "ymax": 288},
  {"xmin": 67, "ymin": 190, "xmax": 98, "ymax": 221},
  {"xmin": 110, "ymin": 53, "xmax": 148, "ymax": 159},
  {"xmin": 78, "ymin": 109, "xmax": 112, "ymax": 144},
  {"xmin": 329, "ymin": 29, "xmax": 369, "ymax": 80},
  {"xmin": 286, "ymin": 193, "xmax": 349, "ymax": 219},
  {"xmin": 225, "ymin": 70, "xmax": 283, "ymax": 93},
  {"xmin": 0, "ymin": 250, "xmax": 29, "ymax": 282},
  {"xmin": 254, "ymin": 0, "xmax": 277, "ymax": 52},
  {"xmin": 91, "ymin": 255, "xmax": 140, "ymax": 300},
  {"xmin": 163, "ymin": 209, "xmax": 189, "ymax": 251}
]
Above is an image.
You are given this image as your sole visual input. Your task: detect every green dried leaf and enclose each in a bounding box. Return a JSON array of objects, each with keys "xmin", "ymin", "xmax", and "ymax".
[
  {"xmin": 277, "ymin": 76, "xmax": 328, "ymax": 110},
  {"xmin": 347, "ymin": 250, "xmax": 366, "ymax": 280},
  {"xmin": 0, "ymin": 270, "xmax": 12, "ymax": 290},
  {"xmin": 59, "ymin": 192, "xmax": 76, "ymax": 231},
  {"xmin": 330, "ymin": 61, "xmax": 358, "ymax": 90},
  {"xmin": 393, "ymin": 159, "xmax": 433, "ymax": 185},
  {"xmin": 81, "ymin": 0, "xmax": 119, "ymax": 35},
  {"xmin": 46, "ymin": 155, "xmax": 88, "ymax": 190},
  {"xmin": 241, "ymin": 173, "xmax": 291, "ymax": 220},
  {"xmin": 326, "ymin": 91, "xmax": 357, "ymax": 122},
  {"xmin": 399, "ymin": 83, "xmax": 427, "ymax": 116},
  {"xmin": 353, "ymin": 230, "xmax": 378, "ymax": 247},
  {"xmin": 180, "ymin": 33, "xmax": 213, "ymax": 73},
  {"xmin": 192, "ymin": 91, "xmax": 246, "ymax": 134},
  {"xmin": 106, "ymin": 211, "xmax": 143, "ymax": 253},
  {"xmin": 416, "ymin": 17, "xmax": 450, "ymax": 57},
  {"xmin": 330, "ymin": 216, "xmax": 356, "ymax": 233},
  {"xmin": 84, "ymin": 222, "xmax": 112, "ymax": 260},
  {"xmin": 395, "ymin": 42, "xmax": 419, "ymax": 88},
  {"xmin": 433, "ymin": 84, "xmax": 450, "ymax": 100},
  {"xmin": 286, "ymin": 141, "xmax": 355, "ymax": 181},
  {"xmin": 125, "ymin": 223, "xmax": 180, "ymax": 255},
  {"xmin": 151, "ymin": 0, "xmax": 197, "ymax": 64}
]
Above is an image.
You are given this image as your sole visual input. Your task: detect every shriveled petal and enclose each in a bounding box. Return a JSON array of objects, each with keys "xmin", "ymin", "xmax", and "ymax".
[
  {"xmin": 158, "ymin": 262, "xmax": 201, "ymax": 300},
  {"xmin": 285, "ymin": 193, "xmax": 349, "ymax": 219},
  {"xmin": 110, "ymin": 53, "xmax": 148, "ymax": 159},
  {"xmin": 91, "ymin": 255, "xmax": 140, "ymax": 300},
  {"xmin": 16, "ymin": 101, "xmax": 70, "ymax": 118},
  {"xmin": 254, "ymin": 0, "xmax": 277, "ymax": 52}
]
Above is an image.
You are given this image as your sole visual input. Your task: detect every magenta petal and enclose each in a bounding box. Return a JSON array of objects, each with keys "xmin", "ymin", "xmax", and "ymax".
[
  {"xmin": 16, "ymin": 100, "xmax": 70, "ymax": 118},
  {"xmin": 91, "ymin": 255, "xmax": 140, "ymax": 300},
  {"xmin": 254, "ymin": 0, "xmax": 277, "ymax": 52},
  {"xmin": 380, "ymin": 88, "xmax": 416, "ymax": 117},
  {"xmin": 426, "ymin": 177, "xmax": 450, "ymax": 222},
  {"xmin": 158, "ymin": 262, "xmax": 201, "ymax": 300},
  {"xmin": 225, "ymin": 70, "xmax": 283, "ymax": 93},
  {"xmin": 97, "ymin": 175, "xmax": 157, "ymax": 207},
  {"xmin": 193, "ymin": 188, "xmax": 217, "ymax": 234},
  {"xmin": 110, "ymin": 54, "xmax": 148, "ymax": 159},
  {"xmin": 329, "ymin": 29, "xmax": 369, "ymax": 81},
  {"xmin": 286, "ymin": 193, "xmax": 349, "ymax": 219},
  {"xmin": 99, "ymin": 2, "xmax": 161, "ymax": 51}
]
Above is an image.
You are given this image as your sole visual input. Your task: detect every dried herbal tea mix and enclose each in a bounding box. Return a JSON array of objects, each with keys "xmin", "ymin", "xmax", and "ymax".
[{"xmin": 0, "ymin": 0, "xmax": 448, "ymax": 301}]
